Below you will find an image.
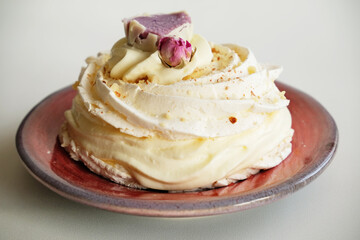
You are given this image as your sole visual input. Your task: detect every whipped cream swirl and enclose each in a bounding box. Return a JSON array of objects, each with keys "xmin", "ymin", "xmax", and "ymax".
[{"xmin": 76, "ymin": 40, "xmax": 288, "ymax": 140}]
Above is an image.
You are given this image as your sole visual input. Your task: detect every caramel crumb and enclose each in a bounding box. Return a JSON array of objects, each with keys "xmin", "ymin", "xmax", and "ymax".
[
  {"xmin": 162, "ymin": 112, "xmax": 171, "ymax": 119},
  {"xmin": 134, "ymin": 76, "xmax": 149, "ymax": 84},
  {"xmin": 114, "ymin": 91, "xmax": 121, "ymax": 97},
  {"xmin": 251, "ymin": 90, "xmax": 256, "ymax": 97},
  {"xmin": 211, "ymin": 48, "xmax": 220, "ymax": 54},
  {"xmin": 229, "ymin": 116, "xmax": 237, "ymax": 124},
  {"xmin": 225, "ymin": 86, "xmax": 229, "ymax": 90},
  {"xmin": 248, "ymin": 66, "xmax": 256, "ymax": 74},
  {"xmin": 280, "ymin": 91, "xmax": 286, "ymax": 99},
  {"xmin": 72, "ymin": 81, "xmax": 79, "ymax": 90}
]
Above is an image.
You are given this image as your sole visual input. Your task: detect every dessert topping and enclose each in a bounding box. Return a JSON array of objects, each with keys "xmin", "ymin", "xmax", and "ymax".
[
  {"xmin": 123, "ymin": 12, "xmax": 192, "ymax": 52},
  {"xmin": 229, "ymin": 116, "xmax": 237, "ymax": 124},
  {"xmin": 158, "ymin": 37, "xmax": 193, "ymax": 68}
]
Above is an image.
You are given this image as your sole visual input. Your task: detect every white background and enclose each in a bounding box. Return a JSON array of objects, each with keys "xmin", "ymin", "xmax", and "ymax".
[{"xmin": 1, "ymin": 0, "xmax": 359, "ymax": 239}]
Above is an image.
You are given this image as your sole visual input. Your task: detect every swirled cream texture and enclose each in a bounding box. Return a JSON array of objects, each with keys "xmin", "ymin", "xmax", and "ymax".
[{"xmin": 60, "ymin": 22, "xmax": 293, "ymax": 191}]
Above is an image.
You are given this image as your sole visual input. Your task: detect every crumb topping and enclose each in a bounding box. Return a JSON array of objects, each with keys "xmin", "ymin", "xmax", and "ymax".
[
  {"xmin": 114, "ymin": 91, "xmax": 121, "ymax": 97},
  {"xmin": 229, "ymin": 116, "xmax": 237, "ymax": 124}
]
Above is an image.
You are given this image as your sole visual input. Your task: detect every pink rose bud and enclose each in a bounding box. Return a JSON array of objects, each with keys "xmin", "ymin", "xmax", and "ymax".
[{"xmin": 158, "ymin": 37, "xmax": 192, "ymax": 68}]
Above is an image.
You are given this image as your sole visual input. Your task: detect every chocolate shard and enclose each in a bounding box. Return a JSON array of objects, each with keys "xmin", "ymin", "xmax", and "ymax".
[{"xmin": 123, "ymin": 11, "xmax": 193, "ymax": 52}]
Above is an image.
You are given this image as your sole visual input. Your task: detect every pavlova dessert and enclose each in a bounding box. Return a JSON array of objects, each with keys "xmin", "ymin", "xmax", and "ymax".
[{"xmin": 59, "ymin": 11, "xmax": 294, "ymax": 191}]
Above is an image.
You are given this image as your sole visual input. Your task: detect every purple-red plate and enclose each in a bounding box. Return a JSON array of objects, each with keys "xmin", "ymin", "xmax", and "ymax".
[{"xmin": 16, "ymin": 82, "xmax": 338, "ymax": 217}]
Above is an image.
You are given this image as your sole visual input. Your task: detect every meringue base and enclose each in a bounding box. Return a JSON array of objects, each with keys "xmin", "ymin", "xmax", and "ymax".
[
  {"xmin": 59, "ymin": 127, "xmax": 292, "ymax": 191},
  {"xmin": 59, "ymin": 100, "xmax": 293, "ymax": 191}
]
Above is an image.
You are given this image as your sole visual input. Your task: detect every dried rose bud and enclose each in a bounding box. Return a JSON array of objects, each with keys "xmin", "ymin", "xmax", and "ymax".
[{"xmin": 158, "ymin": 37, "xmax": 192, "ymax": 68}]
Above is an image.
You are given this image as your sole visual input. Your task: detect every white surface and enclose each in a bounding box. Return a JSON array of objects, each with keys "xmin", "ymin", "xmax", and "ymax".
[{"xmin": 0, "ymin": 0, "xmax": 359, "ymax": 239}]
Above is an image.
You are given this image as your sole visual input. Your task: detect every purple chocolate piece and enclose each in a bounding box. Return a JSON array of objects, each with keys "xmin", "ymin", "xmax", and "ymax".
[
  {"xmin": 126, "ymin": 12, "xmax": 191, "ymax": 37},
  {"xmin": 123, "ymin": 12, "xmax": 192, "ymax": 52}
]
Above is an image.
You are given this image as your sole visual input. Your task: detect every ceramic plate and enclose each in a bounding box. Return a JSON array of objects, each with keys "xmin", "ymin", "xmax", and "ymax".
[{"xmin": 16, "ymin": 82, "xmax": 338, "ymax": 217}]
